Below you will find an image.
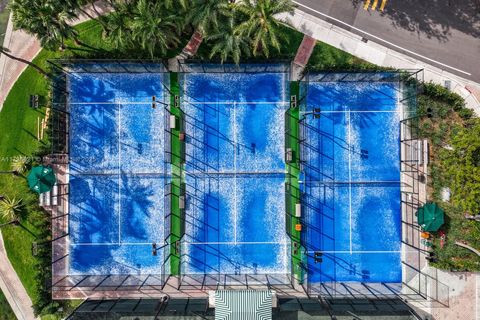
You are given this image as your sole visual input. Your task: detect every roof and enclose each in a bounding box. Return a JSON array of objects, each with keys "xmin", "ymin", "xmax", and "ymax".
[{"xmin": 215, "ymin": 290, "xmax": 272, "ymax": 320}]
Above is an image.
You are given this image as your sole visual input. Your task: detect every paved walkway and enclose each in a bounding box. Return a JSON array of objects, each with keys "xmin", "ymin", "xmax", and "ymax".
[
  {"xmin": 277, "ymin": 9, "xmax": 480, "ymax": 115},
  {"xmin": 0, "ymin": 1, "xmax": 111, "ymax": 111},
  {"xmin": 0, "ymin": 230, "xmax": 38, "ymax": 320},
  {"xmin": 293, "ymin": 35, "xmax": 316, "ymax": 67},
  {"xmin": 182, "ymin": 30, "xmax": 203, "ymax": 57}
]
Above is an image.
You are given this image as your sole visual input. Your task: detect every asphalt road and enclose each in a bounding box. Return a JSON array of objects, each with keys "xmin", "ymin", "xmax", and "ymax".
[{"xmin": 294, "ymin": 0, "xmax": 480, "ymax": 83}]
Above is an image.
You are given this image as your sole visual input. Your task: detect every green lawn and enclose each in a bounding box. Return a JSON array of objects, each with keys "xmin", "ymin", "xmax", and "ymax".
[
  {"xmin": 308, "ymin": 41, "xmax": 379, "ymax": 71},
  {"xmin": 0, "ymin": 45, "xmax": 58, "ymax": 303},
  {"xmin": 0, "ymin": 288, "xmax": 16, "ymax": 320}
]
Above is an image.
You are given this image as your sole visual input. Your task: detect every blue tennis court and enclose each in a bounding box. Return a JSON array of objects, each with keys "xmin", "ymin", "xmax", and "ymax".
[
  {"xmin": 302, "ymin": 81, "xmax": 402, "ymax": 283},
  {"xmin": 181, "ymin": 71, "xmax": 290, "ymax": 275},
  {"xmin": 68, "ymin": 70, "xmax": 169, "ymax": 275}
]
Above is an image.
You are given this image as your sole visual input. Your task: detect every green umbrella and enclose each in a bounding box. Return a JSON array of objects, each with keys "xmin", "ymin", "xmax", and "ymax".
[
  {"xmin": 416, "ymin": 203, "xmax": 445, "ymax": 232},
  {"xmin": 27, "ymin": 166, "xmax": 56, "ymax": 194}
]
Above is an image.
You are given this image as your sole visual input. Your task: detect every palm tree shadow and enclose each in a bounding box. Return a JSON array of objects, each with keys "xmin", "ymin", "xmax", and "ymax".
[
  {"xmin": 120, "ymin": 173, "xmax": 156, "ymax": 241},
  {"xmin": 18, "ymin": 223, "xmax": 38, "ymax": 238},
  {"xmin": 71, "ymin": 76, "xmax": 115, "ymax": 103}
]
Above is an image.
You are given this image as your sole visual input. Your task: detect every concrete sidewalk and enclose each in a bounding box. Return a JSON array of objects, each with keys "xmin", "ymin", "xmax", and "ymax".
[
  {"xmin": 0, "ymin": 1, "xmax": 111, "ymax": 111},
  {"xmin": 0, "ymin": 230, "xmax": 38, "ymax": 320},
  {"xmin": 277, "ymin": 9, "xmax": 480, "ymax": 115}
]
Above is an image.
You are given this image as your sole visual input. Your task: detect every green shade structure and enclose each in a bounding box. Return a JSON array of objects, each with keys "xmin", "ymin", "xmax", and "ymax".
[
  {"xmin": 416, "ymin": 203, "xmax": 445, "ymax": 232},
  {"xmin": 27, "ymin": 166, "xmax": 56, "ymax": 194}
]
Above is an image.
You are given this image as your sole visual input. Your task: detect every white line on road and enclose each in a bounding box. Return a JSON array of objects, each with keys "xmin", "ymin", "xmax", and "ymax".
[{"xmin": 292, "ymin": 1, "xmax": 472, "ymax": 76}]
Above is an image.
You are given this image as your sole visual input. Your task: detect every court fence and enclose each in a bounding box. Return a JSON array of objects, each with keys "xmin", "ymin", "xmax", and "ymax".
[
  {"xmin": 294, "ymin": 70, "xmax": 443, "ymax": 302},
  {"xmin": 48, "ymin": 61, "xmax": 172, "ymax": 297},
  {"xmin": 46, "ymin": 63, "xmax": 443, "ymax": 304},
  {"xmin": 178, "ymin": 60, "xmax": 291, "ymax": 74}
]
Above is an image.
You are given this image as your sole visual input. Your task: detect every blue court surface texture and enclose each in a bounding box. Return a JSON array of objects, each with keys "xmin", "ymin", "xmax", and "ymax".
[
  {"xmin": 68, "ymin": 71, "xmax": 169, "ymax": 275},
  {"xmin": 65, "ymin": 65, "xmax": 403, "ymax": 283},
  {"xmin": 302, "ymin": 81, "xmax": 402, "ymax": 283},
  {"xmin": 181, "ymin": 72, "xmax": 290, "ymax": 275}
]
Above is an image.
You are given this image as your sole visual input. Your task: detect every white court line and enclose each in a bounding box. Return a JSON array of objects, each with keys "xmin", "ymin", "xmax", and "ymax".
[
  {"xmin": 185, "ymin": 171, "xmax": 286, "ymax": 175},
  {"xmin": 72, "ymin": 242, "xmax": 167, "ymax": 246},
  {"xmin": 300, "ymin": 180, "xmax": 401, "ymax": 184},
  {"xmin": 118, "ymin": 100, "xmax": 122, "ymax": 245},
  {"xmin": 182, "ymin": 241, "xmax": 289, "ymax": 245},
  {"xmin": 347, "ymin": 109, "xmax": 353, "ymax": 254},
  {"xmin": 292, "ymin": 1, "xmax": 472, "ymax": 76},
  {"xmin": 183, "ymin": 101, "xmax": 289, "ymax": 105},
  {"xmin": 305, "ymin": 250, "xmax": 402, "ymax": 254},
  {"xmin": 64, "ymin": 101, "xmax": 156, "ymax": 105},
  {"xmin": 317, "ymin": 110, "xmax": 399, "ymax": 113},
  {"xmin": 233, "ymin": 101, "xmax": 238, "ymax": 244}
]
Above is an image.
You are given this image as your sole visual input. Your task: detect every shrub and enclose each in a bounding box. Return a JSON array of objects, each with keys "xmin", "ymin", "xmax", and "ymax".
[
  {"xmin": 457, "ymin": 107, "xmax": 474, "ymax": 120},
  {"xmin": 422, "ymin": 82, "xmax": 465, "ymax": 110}
]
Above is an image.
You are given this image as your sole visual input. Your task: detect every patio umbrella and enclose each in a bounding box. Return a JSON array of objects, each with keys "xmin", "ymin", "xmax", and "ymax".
[
  {"xmin": 27, "ymin": 166, "xmax": 56, "ymax": 194},
  {"xmin": 416, "ymin": 203, "xmax": 445, "ymax": 232}
]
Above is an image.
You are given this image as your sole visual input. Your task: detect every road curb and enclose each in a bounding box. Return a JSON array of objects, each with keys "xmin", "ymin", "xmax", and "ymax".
[{"xmin": 277, "ymin": 9, "xmax": 480, "ymax": 115}]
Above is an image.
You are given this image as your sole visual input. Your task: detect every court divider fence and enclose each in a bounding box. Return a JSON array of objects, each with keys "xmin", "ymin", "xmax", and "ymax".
[
  {"xmin": 46, "ymin": 61, "xmax": 444, "ymax": 304},
  {"xmin": 295, "ymin": 69, "xmax": 448, "ymax": 303}
]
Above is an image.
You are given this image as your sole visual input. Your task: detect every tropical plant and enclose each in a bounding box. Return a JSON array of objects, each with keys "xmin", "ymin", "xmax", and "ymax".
[
  {"xmin": 0, "ymin": 196, "xmax": 23, "ymax": 227},
  {"xmin": 236, "ymin": 0, "xmax": 294, "ymax": 57},
  {"xmin": 10, "ymin": 0, "xmax": 78, "ymax": 50},
  {"xmin": 438, "ymin": 120, "xmax": 480, "ymax": 214},
  {"xmin": 208, "ymin": 15, "xmax": 251, "ymax": 64},
  {"xmin": 129, "ymin": 0, "xmax": 181, "ymax": 58},
  {"xmin": 103, "ymin": 6, "xmax": 133, "ymax": 49},
  {"xmin": 11, "ymin": 156, "xmax": 30, "ymax": 174},
  {"xmin": 187, "ymin": 0, "xmax": 231, "ymax": 35},
  {"xmin": 64, "ymin": 0, "xmax": 110, "ymax": 30},
  {"xmin": 0, "ymin": 46, "xmax": 50, "ymax": 77}
]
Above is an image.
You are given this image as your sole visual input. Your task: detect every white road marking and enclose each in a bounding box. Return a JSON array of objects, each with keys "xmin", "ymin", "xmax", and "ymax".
[{"xmin": 292, "ymin": 1, "xmax": 472, "ymax": 76}]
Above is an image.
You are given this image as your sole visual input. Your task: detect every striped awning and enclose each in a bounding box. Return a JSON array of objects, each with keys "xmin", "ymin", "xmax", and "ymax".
[{"xmin": 215, "ymin": 290, "xmax": 272, "ymax": 320}]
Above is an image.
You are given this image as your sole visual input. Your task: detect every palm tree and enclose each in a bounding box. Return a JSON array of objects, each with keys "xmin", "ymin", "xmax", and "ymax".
[
  {"xmin": 236, "ymin": 0, "xmax": 294, "ymax": 57},
  {"xmin": 208, "ymin": 16, "xmax": 251, "ymax": 64},
  {"xmin": 103, "ymin": 8, "xmax": 133, "ymax": 50},
  {"xmin": 0, "ymin": 46, "xmax": 50, "ymax": 77},
  {"xmin": 65, "ymin": 0, "xmax": 110, "ymax": 30},
  {"xmin": 162, "ymin": 0, "xmax": 190, "ymax": 11},
  {"xmin": 0, "ymin": 197, "xmax": 23, "ymax": 228},
  {"xmin": 11, "ymin": 156, "xmax": 30, "ymax": 174},
  {"xmin": 130, "ymin": 0, "xmax": 180, "ymax": 58},
  {"xmin": 187, "ymin": 0, "xmax": 231, "ymax": 35},
  {"xmin": 10, "ymin": 0, "xmax": 78, "ymax": 50}
]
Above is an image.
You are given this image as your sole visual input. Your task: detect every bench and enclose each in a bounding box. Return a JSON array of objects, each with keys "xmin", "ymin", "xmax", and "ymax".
[
  {"xmin": 39, "ymin": 183, "xmax": 59, "ymax": 207},
  {"xmin": 29, "ymin": 95, "xmax": 39, "ymax": 109}
]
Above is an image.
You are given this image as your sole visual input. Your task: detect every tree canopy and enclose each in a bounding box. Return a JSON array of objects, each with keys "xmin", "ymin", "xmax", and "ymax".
[{"xmin": 9, "ymin": 0, "xmax": 296, "ymax": 63}]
